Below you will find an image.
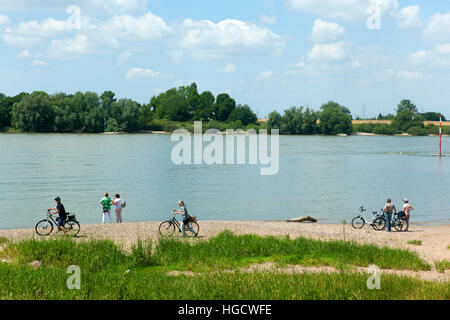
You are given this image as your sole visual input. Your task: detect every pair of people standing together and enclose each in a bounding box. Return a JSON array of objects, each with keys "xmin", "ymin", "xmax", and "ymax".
[
  {"xmin": 100, "ymin": 193, "xmax": 125, "ymax": 224},
  {"xmin": 383, "ymin": 198, "xmax": 414, "ymax": 232}
]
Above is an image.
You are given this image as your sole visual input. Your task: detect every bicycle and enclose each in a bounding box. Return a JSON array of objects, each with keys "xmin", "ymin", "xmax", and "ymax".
[
  {"xmin": 35, "ymin": 210, "xmax": 81, "ymax": 237},
  {"xmin": 159, "ymin": 212, "xmax": 199, "ymax": 238},
  {"xmin": 351, "ymin": 206, "xmax": 384, "ymax": 230},
  {"xmin": 372, "ymin": 211, "xmax": 408, "ymax": 232}
]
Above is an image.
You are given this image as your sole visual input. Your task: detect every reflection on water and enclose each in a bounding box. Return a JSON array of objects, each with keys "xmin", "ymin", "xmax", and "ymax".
[{"xmin": 0, "ymin": 133, "xmax": 449, "ymax": 229}]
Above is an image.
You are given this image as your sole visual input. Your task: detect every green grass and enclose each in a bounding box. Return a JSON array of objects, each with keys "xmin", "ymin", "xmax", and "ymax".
[
  {"xmin": 151, "ymin": 231, "xmax": 431, "ymax": 272},
  {"xmin": 407, "ymin": 240, "xmax": 423, "ymax": 246},
  {"xmin": 0, "ymin": 231, "xmax": 444, "ymax": 300},
  {"xmin": 435, "ymin": 260, "xmax": 450, "ymax": 273},
  {"xmin": 0, "ymin": 237, "xmax": 8, "ymax": 245}
]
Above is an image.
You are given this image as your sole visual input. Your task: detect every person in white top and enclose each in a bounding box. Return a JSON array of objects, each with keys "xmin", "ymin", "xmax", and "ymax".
[
  {"xmin": 112, "ymin": 194, "xmax": 124, "ymax": 223},
  {"xmin": 402, "ymin": 198, "xmax": 414, "ymax": 231}
]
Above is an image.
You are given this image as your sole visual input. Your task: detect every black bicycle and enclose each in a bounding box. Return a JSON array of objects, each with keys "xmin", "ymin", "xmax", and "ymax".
[
  {"xmin": 35, "ymin": 210, "xmax": 81, "ymax": 237},
  {"xmin": 159, "ymin": 212, "xmax": 199, "ymax": 237},
  {"xmin": 372, "ymin": 211, "xmax": 408, "ymax": 232}
]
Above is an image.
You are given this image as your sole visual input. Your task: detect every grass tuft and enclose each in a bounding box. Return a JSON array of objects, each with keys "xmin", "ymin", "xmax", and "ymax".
[
  {"xmin": 435, "ymin": 260, "xmax": 450, "ymax": 273},
  {"xmin": 407, "ymin": 240, "xmax": 423, "ymax": 246},
  {"xmin": 0, "ymin": 237, "xmax": 8, "ymax": 245}
]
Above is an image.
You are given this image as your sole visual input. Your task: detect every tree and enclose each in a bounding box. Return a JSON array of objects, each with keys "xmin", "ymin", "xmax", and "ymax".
[
  {"xmin": 227, "ymin": 104, "xmax": 257, "ymax": 126},
  {"xmin": 281, "ymin": 107, "xmax": 304, "ymax": 134},
  {"xmin": 319, "ymin": 101, "xmax": 352, "ymax": 135},
  {"xmin": 117, "ymin": 99, "xmax": 141, "ymax": 132},
  {"xmin": 422, "ymin": 112, "xmax": 446, "ymax": 121},
  {"xmin": 392, "ymin": 110, "xmax": 423, "ymax": 132},
  {"xmin": 194, "ymin": 91, "xmax": 215, "ymax": 120},
  {"xmin": 12, "ymin": 91, "xmax": 55, "ymax": 132},
  {"xmin": 302, "ymin": 107, "xmax": 319, "ymax": 134},
  {"xmin": 396, "ymin": 99, "xmax": 418, "ymax": 114},
  {"xmin": 267, "ymin": 111, "xmax": 282, "ymax": 132},
  {"xmin": 214, "ymin": 93, "xmax": 236, "ymax": 122},
  {"xmin": 100, "ymin": 91, "xmax": 116, "ymax": 111}
]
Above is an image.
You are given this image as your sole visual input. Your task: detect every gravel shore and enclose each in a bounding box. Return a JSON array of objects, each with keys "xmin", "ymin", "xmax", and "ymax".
[{"xmin": 1, "ymin": 221, "xmax": 448, "ymax": 266}]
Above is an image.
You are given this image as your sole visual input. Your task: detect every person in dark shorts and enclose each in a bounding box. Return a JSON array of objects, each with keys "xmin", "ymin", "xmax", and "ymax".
[
  {"xmin": 383, "ymin": 198, "xmax": 397, "ymax": 232},
  {"xmin": 174, "ymin": 201, "xmax": 197, "ymax": 238},
  {"xmin": 49, "ymin": 197, "xmax": 67, "ymax": 234}
]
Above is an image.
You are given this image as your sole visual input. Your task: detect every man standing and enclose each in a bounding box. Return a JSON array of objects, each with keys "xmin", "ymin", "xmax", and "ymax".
[
  {"xmin": 403, "ymin": 198, "xmax": 414, "ymax": 232},
  {"xmin": 100, "ymin": 192, "xmax": 113, "ymax": 224},
  {"xmin": 383, "ymin": 198, "xmax": 396, "ymax": 232},
  {"xmin": 49, "ymin": 197, "xmax": 67, "ymax": 234}
]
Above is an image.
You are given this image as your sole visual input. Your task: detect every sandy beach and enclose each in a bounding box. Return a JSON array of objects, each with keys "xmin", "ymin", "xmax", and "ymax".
[{"xmin": 1, "ymin": 221, "xmax": 449, "ymax": 265}]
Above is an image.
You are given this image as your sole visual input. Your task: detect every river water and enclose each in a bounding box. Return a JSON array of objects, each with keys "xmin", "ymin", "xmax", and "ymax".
[{"xmin": 0, "ymin": 133, "xmax": 449, "ymax": 229}]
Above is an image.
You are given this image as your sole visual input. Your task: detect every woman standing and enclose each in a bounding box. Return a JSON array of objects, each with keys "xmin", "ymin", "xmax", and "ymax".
[{"xmin": 113, "ymin": 194, "xmax": 124, "ymax": 223}]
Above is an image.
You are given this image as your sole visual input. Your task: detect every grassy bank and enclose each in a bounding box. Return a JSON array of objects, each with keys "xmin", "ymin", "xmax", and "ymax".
[{"xmin": 0, "ymin": 231, "xmax": 447, "ymax": 300}]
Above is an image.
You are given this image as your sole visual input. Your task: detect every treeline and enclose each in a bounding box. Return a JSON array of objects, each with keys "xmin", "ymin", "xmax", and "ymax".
[
  {"xmin": 0, "ymin": 83, "xmax": 258, "ymax": 133},
  {"xmin": 354, "ymin": 99, "xmax": 447, "ymax": 136},
  {"xmin": 0, "ymin": 86, "xmax": 445, "ymax": 137},
  {"xmin": 267, "ymin": 101, "xmax": 352, "ymax": 135}
]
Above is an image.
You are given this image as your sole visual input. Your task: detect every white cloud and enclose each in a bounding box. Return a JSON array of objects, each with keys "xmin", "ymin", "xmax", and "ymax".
[
  {"xmin": 219, "ymin": 63, "xmax": 237, "ymax": 73},
  {"xmin": 388, "ymin": 69, "xmax": 422, "ymax": 80},
  {"xmin": 311, "ymin": 19, "xmax": 346, "ymax": 43},
  {"xmin": 117, "ymin": 51, "xmax": 132, "ymax": 65},
  {"xmin": 125, "ymin": 68, "xmax": 162, "ymax": 80},
  {"xmin": 3, "ymin": 34, "xmax": 42, "ymax": 48},
  {"xmin": 180, "ymin": 19, "xmax": 285, "ymax": 58},
  {"xmin": 98, "ymin": 12, "xmax": 171, "ymax": 42},
  {"xmin": 260, "ymin": 15, "xmax": 278, "ymax": 25},
  {"xmin": 0, "ymin": 0, "xmax": 146, "ymax": 13},
  {"xmin": 288, "ymin": 0, "xmax": 399, "ymax": 22},
  {"xmin": 50, "ymin": 34, "xmax": 89, "ymax": 56},
  {"xmin": 169, "ymin": 50, "xmax": 184, "ymax": 64},
  {"xmin": 408, "ymin": 50, "xmax": 430, "ymax": 64},
  {"xmin": 16, "ymin": 50, "xmax": 34, "ymax": 58},
  {"xmin": 434, "ymin": 43, "xmax": 450, "ymax": 55},
  {"xmin": 308, "ymin": 42, "xmax": 347, "ymax": 61},
  {"xmin": 424, "ymin": 12, "xmax": 450, "ymax": 42},
  {"xmin": 397, "ymin": 5, "xmax": 422, "ymax": 29},
  {"xmin": 0, "ymin": 14, "xmax": 9, "ymax": 25},
  {"xmin": 257, "ymin": 70, "xmax": 274, "ymax": 80},
  {"xmin": 29, "ymin": 59, "xmax": 49, "ymax": 67}
]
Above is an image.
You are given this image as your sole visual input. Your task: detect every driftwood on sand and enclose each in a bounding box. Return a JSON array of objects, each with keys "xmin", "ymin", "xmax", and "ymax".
[{"xmin": 286, "ymin": 216, "xmax": 318, "ymax": 223}]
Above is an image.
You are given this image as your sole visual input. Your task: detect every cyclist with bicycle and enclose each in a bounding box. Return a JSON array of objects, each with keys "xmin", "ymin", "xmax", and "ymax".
[
  {"xmin": 48, "ymin": 197, "xmax": 67, "ymax": 234},
  {"xmin": 174, "ymin": 201, "xmax": 197, "ymax": 238},
  {"xmin": 383, "ymin": 198, "xmax": 397, "ymax": 232}
]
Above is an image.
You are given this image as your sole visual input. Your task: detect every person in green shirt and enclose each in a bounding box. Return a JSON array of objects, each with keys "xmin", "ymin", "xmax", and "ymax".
[{"xmin": 100, "ymin": 192, "xmax": 113, "ymax": 224}]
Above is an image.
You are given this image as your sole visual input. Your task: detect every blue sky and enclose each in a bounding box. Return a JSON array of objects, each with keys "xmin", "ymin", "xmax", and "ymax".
[{"xmin": 1, "ymin": 0, "xmax": 450, "ymax": 118}]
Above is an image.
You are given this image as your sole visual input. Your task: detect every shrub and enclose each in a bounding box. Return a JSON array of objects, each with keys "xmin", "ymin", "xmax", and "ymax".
[{"xmin": 407, "ymin": 126, "xmax": 428, "ymax": 136}]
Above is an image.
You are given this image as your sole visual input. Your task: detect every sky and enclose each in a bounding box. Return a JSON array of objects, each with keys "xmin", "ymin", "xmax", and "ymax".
[{"xmin": 1, "ymin": 0, "xmax": 450, "ymax": 118}]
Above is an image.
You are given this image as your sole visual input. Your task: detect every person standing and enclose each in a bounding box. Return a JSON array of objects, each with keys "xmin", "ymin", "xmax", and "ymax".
[
  {"xmin": 112, "ymin": 194, "xmax": 124, "ymax": 224},
  {"xmin": 100, "ymin": 192, "xmax": 113, "ymax": 224},
  {"xmin": 403, "ymin": 198, "xmax": 414, "ymax": 231},
  {"xmin": 49, "ymin": 197, "xmax": 67, "ymax": 234},
  {"xmin": 383, "ymin": 198, "xmax": 397, "ymax": 232}
]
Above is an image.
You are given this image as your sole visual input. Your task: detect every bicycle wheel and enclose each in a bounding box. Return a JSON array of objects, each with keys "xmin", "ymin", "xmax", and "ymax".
[
  {"xmin": 393, "ymin": 218, "xmax": 408, "ymax": 232},
  {"xmin": 35, "ymin": 220, "xmax": 54, "ymax": 236},
  {"xmin": 159, "ymin": 221, "xmax": 175, "ymax": 237},
  {"xmin": 372, "ymin": 217, "xmax": 386, "ymax": 231},
  {"xmin": 184, "ymin": 222, "xmax": 199, "ymax": 238},
  {"xmin": 64, "ymin": 220, "xmax": 81, "ymax": 237},
  {"xmin": 351, "ymin": 217, "xmax": 365, "ymax": 229}
]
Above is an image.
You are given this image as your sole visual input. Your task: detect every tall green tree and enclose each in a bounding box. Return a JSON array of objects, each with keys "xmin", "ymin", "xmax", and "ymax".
[
  {"xmin": 319, "ymin": 101, "xmax": 352, "ymax": 135},
  {"xmin": 267, "ymin": 111, "xmax": 282, "ymax": 132},
  {"xmin": 396, "ymin": 99, "xmax": 418, "ymax": 114},
  {"xmin": 214, "ymin": 93, "xmax": 236, "ymax": 122},
  {"xmin": 227, "ymin": 104, "xmax": 257, "ymax": 126},
  {"xmin": 12, "ymin": 91, "xmax": 55, "ymax": 132}
]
